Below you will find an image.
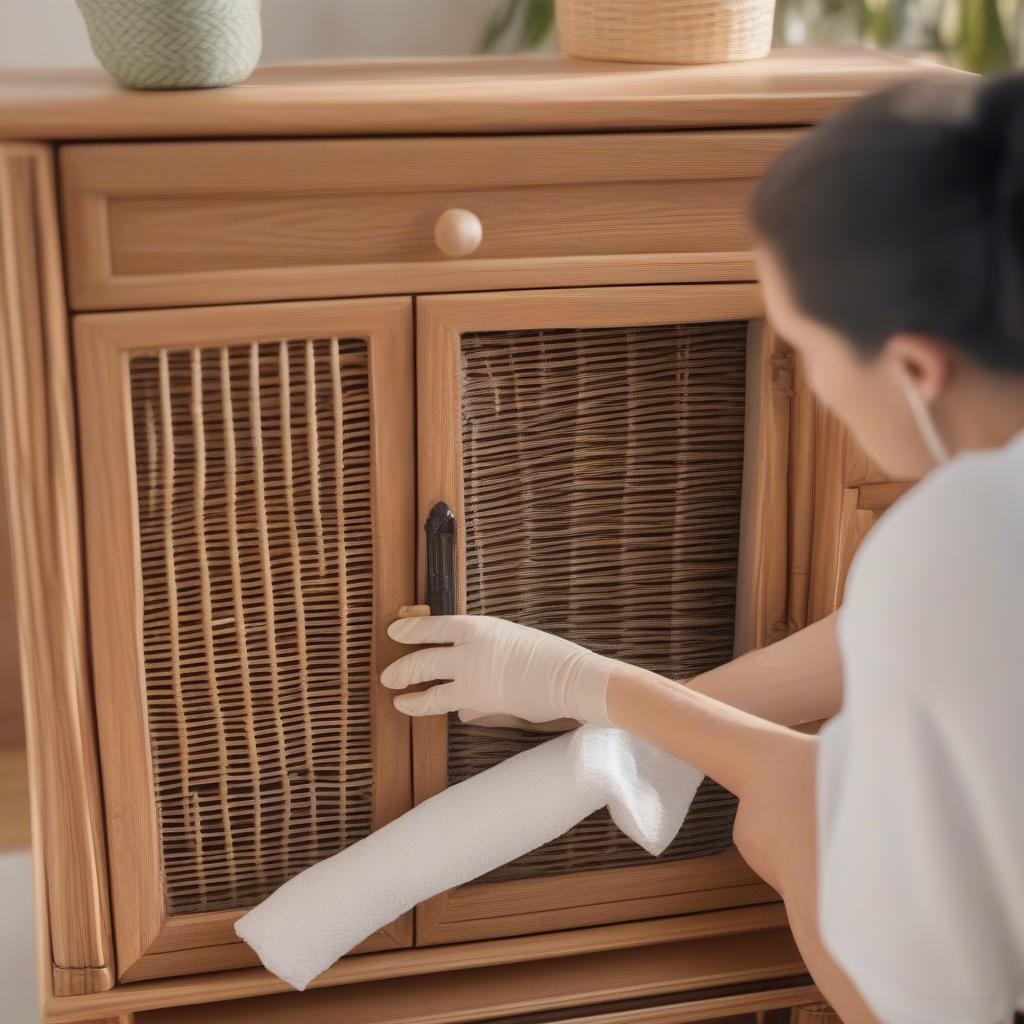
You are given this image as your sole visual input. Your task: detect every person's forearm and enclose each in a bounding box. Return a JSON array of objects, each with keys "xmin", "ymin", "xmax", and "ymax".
[
  {"xmin": 685, "ymin": 613, "xmax": 843, "ymax": 727},
  {"xmin": 606, "ymin": 662, "xmax": 804, "ymax": 801},
  {"xmin": 606, "ymin": 670, "xmax": 878, "ymax": 1021}
]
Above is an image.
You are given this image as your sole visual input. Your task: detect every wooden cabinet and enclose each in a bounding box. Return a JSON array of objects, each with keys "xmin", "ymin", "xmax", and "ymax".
[
  {"xmin": 0, "ymin": 50, "xmax": 952, "ymax": 1024},
  {"xmin": 413, "ymin": 283, "xmax": 785, "ymax": 945},
  {"xmin": 74, "ymin": 298, "xmax": 416, "ymax": 981}
]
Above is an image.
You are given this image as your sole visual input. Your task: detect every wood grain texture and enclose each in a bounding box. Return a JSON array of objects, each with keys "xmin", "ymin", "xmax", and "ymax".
[
  {"xmin": 802, "ymin": 398, "xmax": 912, "ymax": 621},
  {"xmin": 133, "ymin": 985, "xmax": 820, "ymax": 1024},
  {"xmin": 0, "ymin": 465, "xmax": 22, "ymax": 746},
  {"xmin": 414, "ymin": 284, "xmax": 781, "ymax": 945},
  {"xmin": 789, "ymin": 1003, "xmax": 841, "ymax": 1023},
  {"xmin": 130, "ymin": 929, "xmax": 806, "ymax": 1024},
  {"xmin": 734, "ymin": 323, "xmax": 793, "ymax": 654},
  {"xmin": 59, "ymin": 131, "xmax": 796, "ymax": 311},
  {"xmin": 784, "ymin": 358, "xmax": 817, "ymax": 634},
  {"xmin": 0, "ymin": 49, "xmax": 961, "ymax": 141},
  {"xmin": 44, "ymin": 905, "xmax": 791, "ymax": 1023},
  {"xmin": 74, "ymin": 298, "xmax": 416, "ymax": 982},
  {"xmin": 0, "ymin": 143, "xmax": 115, "ymax": 991}
]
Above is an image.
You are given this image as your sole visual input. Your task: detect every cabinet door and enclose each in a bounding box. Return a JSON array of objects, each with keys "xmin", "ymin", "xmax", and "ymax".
[
  {"xmin": 75, "ymin": 297, "xmax": 415, "ymax": 981},
  {"xmin": 414, "ymin": 284, "xmax": 792, "ymax": 945}
]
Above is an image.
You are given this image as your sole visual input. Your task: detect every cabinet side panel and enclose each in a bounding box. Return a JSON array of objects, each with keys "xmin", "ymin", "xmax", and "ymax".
[{"xmin": 0, "ymin": 144, "xmax": 114, "ymax": 990}]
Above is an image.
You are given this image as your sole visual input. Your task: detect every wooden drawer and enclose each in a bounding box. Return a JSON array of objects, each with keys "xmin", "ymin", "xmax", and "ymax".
[{"xmin": 59, "ymin": 131, "xmax": 798, "ymax": 311}]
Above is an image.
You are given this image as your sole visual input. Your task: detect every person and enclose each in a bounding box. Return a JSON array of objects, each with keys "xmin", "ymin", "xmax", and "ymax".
[{"xmin": 381, "ymin": 71, "xmax": 1024, "ymax": 1024}]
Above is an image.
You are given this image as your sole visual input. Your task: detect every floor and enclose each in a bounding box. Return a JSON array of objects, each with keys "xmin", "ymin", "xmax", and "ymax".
[{"xmin": 0, "ymin": 746, "xmax": 40, "ymax": 1023}]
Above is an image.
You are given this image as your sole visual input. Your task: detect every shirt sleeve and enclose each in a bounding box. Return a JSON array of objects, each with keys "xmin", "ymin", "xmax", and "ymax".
[{"xmin": 817, "ymin": 469, "xmax": 1022, "ymax": 1024}]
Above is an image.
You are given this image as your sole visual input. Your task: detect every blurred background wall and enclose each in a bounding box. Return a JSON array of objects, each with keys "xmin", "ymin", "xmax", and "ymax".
[
  {"xmin": 1, "ymin": 0, "xmax": 542, "ymax": 66},
  {"xmin": 2, "ymin": 0, "xmax": 1021, "ymax": 70}
]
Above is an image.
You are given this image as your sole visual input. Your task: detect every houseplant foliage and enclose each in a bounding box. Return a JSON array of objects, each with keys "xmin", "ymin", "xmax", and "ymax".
[{"xmin": 483, "ymin": 0, "xmax": 557, "ymax": 50}]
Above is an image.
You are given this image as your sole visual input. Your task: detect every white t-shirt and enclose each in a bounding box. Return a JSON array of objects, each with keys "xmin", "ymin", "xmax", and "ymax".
[{"xmin": 818, "ymin": 428, "xmax": 1024, "ymax": 1024}]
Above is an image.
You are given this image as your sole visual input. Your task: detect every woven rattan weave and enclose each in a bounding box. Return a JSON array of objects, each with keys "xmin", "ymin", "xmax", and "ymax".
[
  {"xmin": 130, "ymin": 338, "xmax": 374, "ymax": 914},
  {"xmin": 556, "ymin": 0, "xmax": 774, "ymax": 65},
  {"xmin": 452, "ymin": 321, "xmax": 749, "ymax": 883}
]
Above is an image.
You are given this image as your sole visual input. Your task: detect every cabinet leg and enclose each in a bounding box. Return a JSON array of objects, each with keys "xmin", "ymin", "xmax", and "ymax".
[{"xmin": 790, "ymin": 1002, "xmax": 841, "ymax": 1023}]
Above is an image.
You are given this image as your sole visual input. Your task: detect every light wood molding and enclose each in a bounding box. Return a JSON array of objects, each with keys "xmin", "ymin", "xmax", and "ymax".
[
  {"xmin": 73, "ymin": 297, "xmax": 416, "ymax": 981},
  {"xmin": 734, "ymin": 323, "xmax": 794, "ymax": 654},
  {"xmin": 784, "ymin": 357, "xmax": 817, "ymax": 634},
  {"xmin": 60, "ymin": 132, "xmax": 796, "ymax": 311},
  {"xmin": 44, "ymin": 904, "xmax": 791, "ymax": 1023},
  {"xmin": 414, "ymin": 283, "xmax": 781, "ymax": 945},
  {"xmin": 0, "ymin": 143, "xmax": 115, "ymax": 990},
  {"xmin": 0, "ymin": 50, "xmax": 961, "ymax": 141},
  {"xmin": 121, "ymin": 913, "xmax": 406, "ymax": 984},
  {"xmin": 802, "ymin": 398, "xmax": 913, "ymax": 621},
  {"xmin": 828, "ymin": 480, "xmax": 912, "ymax": 611},
  {"xmin": 134, "ymin": 984, "xmax": 821, "ymax": 1024},
  {"xmin": 856, "ymin": 479, "xmax": 912, "ymax": 512},
  {"xmin": 0, "ymin": 462, "xmax": 22, "ymax": 746},
  {"xmin": 417, "ymin": 282, "xmax": 766, "ymax": 342},
  {"xmin": 131, "ymin": 928, "xmax": 805, "ymax": 1024},
  {"xmin": 51, "ymin": 968, "xmax": 118, "ymax": 999},
  {"xmin": 789, "ymin": 1002, "xmax": 841, "ymax": 1023}
]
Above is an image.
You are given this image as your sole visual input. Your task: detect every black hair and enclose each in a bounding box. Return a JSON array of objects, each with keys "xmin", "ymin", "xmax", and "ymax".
[{"xmin": 751, "ymin": 72, "xmax": 1024, "ymax": 373}]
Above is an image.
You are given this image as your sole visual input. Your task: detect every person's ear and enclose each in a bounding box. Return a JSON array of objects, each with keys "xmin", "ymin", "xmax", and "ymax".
[{"xmin": 882, "ymin": 333, "xmax": 953, "ymax": 403}]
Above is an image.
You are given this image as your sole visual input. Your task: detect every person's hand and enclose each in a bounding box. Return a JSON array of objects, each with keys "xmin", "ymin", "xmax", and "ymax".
[{"xmin": 381, "ymin": 615, "xmax": 618, "ymax": 724}]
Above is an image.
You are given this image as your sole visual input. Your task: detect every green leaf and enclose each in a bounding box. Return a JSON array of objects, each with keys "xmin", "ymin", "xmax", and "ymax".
[
  {"xmin": 481, "ymin": 0, "xmax": 523, "ymax": 52},
  {"xmin": 957, "ymin": 0, "xmax": 1013, "ymax": 70},
  {"xmin": 519, "ymin": 0, "xmax": 556, "ymax": 48}
]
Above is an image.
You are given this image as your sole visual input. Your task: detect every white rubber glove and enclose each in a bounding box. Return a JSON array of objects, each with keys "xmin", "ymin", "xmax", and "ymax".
[
  {"xmin": 382, "ymin": 615, "xmax": 618, "ymax": 725},
  {"xmin": 455, "ymin": 710, "xmax": 578, "ymax": 732}
]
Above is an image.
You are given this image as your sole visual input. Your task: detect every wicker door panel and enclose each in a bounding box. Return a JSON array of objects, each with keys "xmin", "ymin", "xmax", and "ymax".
[
  {"xmin": 76, "ymin": 298, "xmax": 415, "ymax": 981},
  {"xmin": 130, "ymin": 338, "xmax": 375, "ymax": 916},
  {"xmin": 415, "ymin": 285, "xmax": 790, "ymax": 946},
  {"xmin": 453, "ymin": 320, "xmax": 746, "ymax": 883}
]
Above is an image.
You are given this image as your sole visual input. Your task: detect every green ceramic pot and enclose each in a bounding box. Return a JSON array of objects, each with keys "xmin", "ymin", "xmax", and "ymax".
[{"xmin": 76, "ymin": 0, "xmax": 262, "ymax": 90}]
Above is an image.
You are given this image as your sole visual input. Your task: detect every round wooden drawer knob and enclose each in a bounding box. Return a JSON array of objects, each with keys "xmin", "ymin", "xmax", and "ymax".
[{"xmin": 434, "ymin": 208, "xmax": 483, "ymax": 257}]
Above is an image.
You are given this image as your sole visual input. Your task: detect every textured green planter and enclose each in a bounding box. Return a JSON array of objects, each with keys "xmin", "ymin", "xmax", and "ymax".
[{"xmin": 77, "ymin": 0, "xmax": 262, "ymax": 90}]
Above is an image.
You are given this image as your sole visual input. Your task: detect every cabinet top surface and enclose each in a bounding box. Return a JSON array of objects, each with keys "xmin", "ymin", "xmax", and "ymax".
[{"xmin": 0, "ymin": 48, "xmax": 962, "ymax": 141}]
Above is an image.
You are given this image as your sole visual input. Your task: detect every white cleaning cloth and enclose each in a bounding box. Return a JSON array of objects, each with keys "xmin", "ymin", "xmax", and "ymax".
[{"xmin": 235, "ymin": 725, "xmax": 703, "ymax": 991}]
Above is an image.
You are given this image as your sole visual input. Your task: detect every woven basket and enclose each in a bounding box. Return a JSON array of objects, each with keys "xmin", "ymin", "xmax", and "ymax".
[
  {"xmin": 77, "ymin": 0, "xmax": 261, "ymax": 90},
  {"xmin": 555, "ymin": 0, "xmax": 774, "ymax": 65}
]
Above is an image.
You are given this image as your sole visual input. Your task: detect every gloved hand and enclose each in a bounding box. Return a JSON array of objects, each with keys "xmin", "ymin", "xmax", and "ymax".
[
  {"xmin": 455, "ymin": 709, "xmax": 579, "ymax": 732},
  {"xmin": 382, "ymin": 615, "xmax": 618, "ymax": 725}
]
